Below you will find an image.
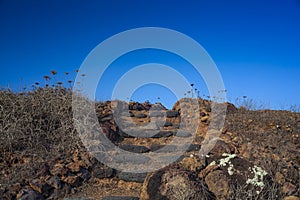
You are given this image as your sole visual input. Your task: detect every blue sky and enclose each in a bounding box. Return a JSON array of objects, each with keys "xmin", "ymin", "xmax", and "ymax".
[{"xmin": 0, "ymin": 0, "xmax": 299, "ymax": 109}]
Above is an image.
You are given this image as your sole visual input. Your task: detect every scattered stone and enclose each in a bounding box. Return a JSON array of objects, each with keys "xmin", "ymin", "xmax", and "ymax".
[
  {"xmin": 46, "ymin": 176, "xmax": 62, "ymax": 189},
  {"xmin": 11, "ymin": 182, "xmax": 22, "ymax": 193},
  {"xmin": 29, "ymin": 179, "xmax": 52, "ymax": 196},
  {"xmin": 50, "ymin": 163, "xmax": 68, "ymax": 177},
  {"xmin": 49, "ymin": 183, "xmax": 72, "ymax": 199},
  {"xmin": 62, "ymin": 175, "xmax": 81, "ymax": 187},
  {"xmin": 67, "ymin": 162, "xmax": 81, "ymax": 173},
  {"xmin": 36, "ymin": 163, "xmax": 50, "ymax": 177},
  {"xmin": 283, "ymin": 182, "xmax": 297, "ymax": 195},
  {"xmin": 275, "ymin": 172, "xmax": 285, "ymax": 184},
  {"xmin": 17, "ymin": 188, "xmax": 44, "ymax": 200}
]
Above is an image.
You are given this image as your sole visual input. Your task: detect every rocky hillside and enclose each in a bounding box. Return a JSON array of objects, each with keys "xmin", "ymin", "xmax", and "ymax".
[{"xmin": 0, "ymin": 88, "xmax": 299, "ymax": 199}]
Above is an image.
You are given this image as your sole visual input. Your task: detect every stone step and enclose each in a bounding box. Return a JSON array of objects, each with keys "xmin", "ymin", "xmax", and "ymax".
[
  {"xmin": 120, "ymin": 128, "xmax": 178, "ymax": 138},
  {"xmin": 64, "ymin": 197, "xmax": 94, "ymax": 200},
  {"xmin": 119, "ymin": 144, "xmax": 150, "ymax": 153},
  {"xmin": 185, "ymin": 143, "xmax": 201, "ymax": 152},
  {"xmin": 150, "ymin": 144, "xmax": 200, "ymax": 152},
  {"xmin": 117, "ymin": 171, "xmax": 147, "ymax": 183},
  {"xmin": 102, "ymin": 196, "xmax": 140, "ymax": 200},
  {"xmin": 166, "ymin": 110, "xmax": 179, "ymax": 117},
  {"xmin": 163, "ymin": 121, "xmax": 173, "ymax": 127},
  {"xmin": 174, "ymin": 130, "xmax": 192, "ymax": 137},
  {"xmin": 133, "ymin": 113, "xmax": 148, "ymax": 118},
  {"xmin": 102, "ymin": 197, "xmax": 139, "ymax": 200},
  {"xmin": 152, "ymin": 130, "xmax": 175, "ymax": 138},
  {"xmin": 113, "ymin": 154, "xmax": 151, "ymax": 165},
  {"xmin": 148, "ymin": 110, "xmax": 180, "ymax": 118},
  {"xmin": 155, "ymin": 154, "xmax": 185, "ymax": 164},
  {"xmin": 150, "ymin": 144, "xmax": 178, "ymax": 153}
]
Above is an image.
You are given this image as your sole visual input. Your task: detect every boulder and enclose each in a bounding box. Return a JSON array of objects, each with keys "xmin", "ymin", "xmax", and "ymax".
[
  {"xmin": 205, "ymin": 170, "xmax": 232, "ymax": 200},
  {"xmin": 140, "ymin": 164, "xmax": 213, "ymax": 200},
  {"xmin": 102, "ymin": 196, "xmax": 139, "ymax": 200}
]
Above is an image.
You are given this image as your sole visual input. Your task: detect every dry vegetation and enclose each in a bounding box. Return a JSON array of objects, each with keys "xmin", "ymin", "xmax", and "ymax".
[{"xmin": 0, "ymin": 81, "xmax": 299, "ymax": 199}]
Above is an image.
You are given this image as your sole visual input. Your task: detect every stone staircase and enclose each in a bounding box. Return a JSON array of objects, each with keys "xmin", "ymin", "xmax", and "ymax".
[
  {"xmin": 13, "ymin": 99, "xmax": 224, "ymax": 200},
  {"xmin": 88, "ymin": 100, "xmax": 210, "ymax": 199}
]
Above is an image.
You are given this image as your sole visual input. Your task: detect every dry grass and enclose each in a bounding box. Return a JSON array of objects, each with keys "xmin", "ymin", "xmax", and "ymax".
[{"xmin": 0, "ymin": 87, "xmax": 85, "ymax": 167}]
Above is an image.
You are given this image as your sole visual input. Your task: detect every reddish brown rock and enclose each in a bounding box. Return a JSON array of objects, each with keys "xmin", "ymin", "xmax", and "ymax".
[
  {"xmin": 200, "ymin": 116, "xmax": 209, "ymax": 122},
  {"xmin": 275, "ymin": 172, "xmax": 285, "ymax": 184},
  {"xmin": 50, "ymin": 163, "xmax": 68, "ymax": 177},
  {"xmin": 62, "ymin": 175, "xmax": 81, "ymax": 187},
  {"xmin": 29, "ymin": 179, "xmax": 52, "ymax": 196},
  {"xmin": 283, "ymin": 182, "xmax": 297, "ymax": 195},
  {"xmin": 17, "ymin": 188, "xmax": 44, "ymax": 200},
  {"xmin": 66, "ymin": 162, "xmax": 81, "ymax": 173},
  {"xmin": 198, "ymin": 163, "xmax": 219, "ymax": 179},
  {"xmin": 208, "ymin": 139, "xmax": 236, "ymax": 158},
  {"xmin": 205, "ymin": 170, "xmax": 232, "ymax": 200},
  {"xmin": 46, "ymin": 175, "xmax": 62, "ymax": 189},
  {"xmin": 179, "ymin": 156, "xmax": 205, "ymax": 172},
  {"xmin": 36, "ymin": 163, "xmax": 50, "ymax": 177},
  {"xmin": 141, "ymin": 164, "xmax": 213, "ymax": 200}
]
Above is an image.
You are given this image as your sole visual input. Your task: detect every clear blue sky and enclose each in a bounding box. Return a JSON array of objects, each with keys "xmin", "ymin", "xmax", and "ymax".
[{"xmin": 0, "ymin": 0, "xmax": 299, "ymax": 109}]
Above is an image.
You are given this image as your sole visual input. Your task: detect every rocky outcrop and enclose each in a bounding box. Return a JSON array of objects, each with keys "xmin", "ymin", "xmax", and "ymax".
[
  {"xmin": 140, "ymin": 164, "xmax": 214, "ymax": 200},
  {"xmin": 1, "ymin": 98, "xmax": 299, "ymax": 199}
]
